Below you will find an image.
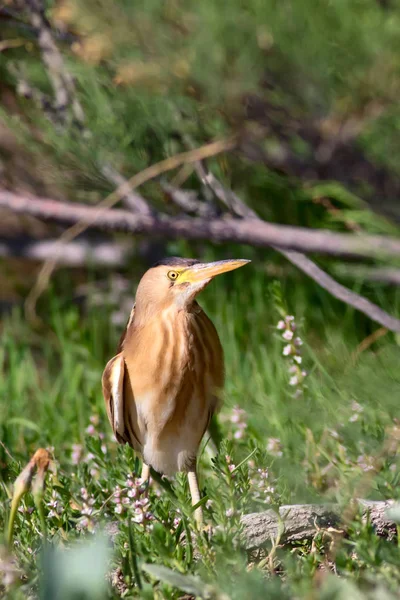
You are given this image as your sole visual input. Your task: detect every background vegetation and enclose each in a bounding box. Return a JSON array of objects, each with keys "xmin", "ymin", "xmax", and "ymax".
[{"xmin": 1, "ymin": 0, "xmax": 400, "ymax": 598}]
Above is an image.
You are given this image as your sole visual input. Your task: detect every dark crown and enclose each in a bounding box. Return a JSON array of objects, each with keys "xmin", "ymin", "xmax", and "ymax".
[{"xmin": 152, "ymin": 257, "xmax": 199, "ymax": 268}]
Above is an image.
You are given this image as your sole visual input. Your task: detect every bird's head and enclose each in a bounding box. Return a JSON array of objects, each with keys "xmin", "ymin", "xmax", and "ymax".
[{"xmin": 134, "ymin": 257, "xmax": 250, "ymax": 317}]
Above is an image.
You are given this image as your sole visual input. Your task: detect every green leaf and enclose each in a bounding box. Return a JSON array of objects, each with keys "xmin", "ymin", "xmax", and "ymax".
[
  {"xmin": 6, "ymin": 417, "xmax": 41, "ymax": 433},
  {"xmin": 385, "ymin": 503, "xmax": 400, "ymax": 524},
  {"xmin": 141, "ymin": 564, "xmax": 230, "ymax": 599},
  {"xmin": 40, "ymin": 534, "xmax": 112, "ymax": 600}
]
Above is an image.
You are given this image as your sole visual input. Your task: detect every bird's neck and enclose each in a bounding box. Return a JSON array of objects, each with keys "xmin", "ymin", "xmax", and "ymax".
[{"xmin": 133, "ymin": 300, "xmax": 201, "ymax": 328}]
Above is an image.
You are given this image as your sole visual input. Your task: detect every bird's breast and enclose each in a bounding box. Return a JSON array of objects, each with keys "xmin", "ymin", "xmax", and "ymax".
[
  {"xmin": 122, "ymin": 306, "xmax": 224, "ymax": 474},
  {"xmin": 124, "ymin": 307, "xmax": 223, "ymax": 430}
]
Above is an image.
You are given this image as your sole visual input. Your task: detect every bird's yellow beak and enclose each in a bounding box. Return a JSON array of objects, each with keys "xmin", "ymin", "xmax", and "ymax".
[{"xmin": 183, "ymin": 259, "xmax": 251, "ymax": 283}]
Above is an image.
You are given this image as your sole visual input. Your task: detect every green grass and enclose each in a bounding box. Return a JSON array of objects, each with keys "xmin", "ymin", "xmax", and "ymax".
[{"xmin": 1, "ymin": 265, "xmax": 400, "ymax": 599}]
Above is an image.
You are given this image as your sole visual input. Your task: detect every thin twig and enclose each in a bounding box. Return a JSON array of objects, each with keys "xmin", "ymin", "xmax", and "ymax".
[
  {"xmin": 351, "ymin": 327, "xmax": 388, "ymax": 364},
  {"xmin": 100, "ymin": 164, "xmax": 154, "ymax": 216}
]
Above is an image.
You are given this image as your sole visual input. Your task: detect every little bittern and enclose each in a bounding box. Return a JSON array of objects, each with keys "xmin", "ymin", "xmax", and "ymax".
[{"xmin": 102, "ymin": 257, "xmax": 250, "ymax": 525}]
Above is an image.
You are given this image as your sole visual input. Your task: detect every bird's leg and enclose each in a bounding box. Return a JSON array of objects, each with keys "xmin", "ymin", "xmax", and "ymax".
[
  {"xmin": 187, "ymin": 470, "xmax": 203, "ymax": 527},
  {"xmin": 140, "ymin": 462, "xmax": 150, "ymax": 483},
  {"xmin": 140, "ymin": 462, "xmax": 150, "ymax": 496}
]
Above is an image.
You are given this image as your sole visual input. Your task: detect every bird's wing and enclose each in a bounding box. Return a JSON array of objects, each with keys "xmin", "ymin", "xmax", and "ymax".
[
  {"xmin": 103, "ymin": 303, "xmax": 142, "ymax": 451},
  {"xmin": 102, "ymin": 304, "xmax": 135, "ymax": 443},
  {"xmin": 102, "ymin": 353, "xmax": 130, "ymax": 445}
]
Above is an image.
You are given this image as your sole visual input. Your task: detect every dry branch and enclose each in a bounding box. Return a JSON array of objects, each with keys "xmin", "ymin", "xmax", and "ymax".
[
  {"xmin": 0, "ymin": 236, "xmax": 131, "ymax": 267},
  {"xmin": 241, "ymin": 499, "xmax": 396, "ymax": 550},
  {"xmin": 2, "ymin": 190, "xmax": 400, "ymax": 261},
  {"xmin": 332, "ymin": 264, "xmax": 400, "ymax": 286},
  {"xmin": 277, "ymin": 250, "xmax": 400, "ymax": 332}
]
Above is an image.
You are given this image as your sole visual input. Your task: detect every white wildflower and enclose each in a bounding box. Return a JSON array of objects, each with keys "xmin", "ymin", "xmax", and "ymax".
[
  {"xmin": 267, "ymin": 437, "xmax": 283, "ymax": 457},
  {"xmin": 282, "ymin": 330, "xmax": 294, "ymax": 341}
]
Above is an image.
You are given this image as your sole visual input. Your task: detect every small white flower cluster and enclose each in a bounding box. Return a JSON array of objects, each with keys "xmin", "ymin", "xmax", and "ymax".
[
  {"xmin": 249, "ymin": 465, "xmax": 278, "ymax": 504},
  {"xmin": 71, "ymin": 444, "xmax": 83, "ymax": 465},
  {"xmin": 356, "ymin": 454, "xmax": 375, "ymax": 472},
  {"xmin": 225, "ymin": 454, "xmax": 236, "ymax": 474},
  {"xmin": 220, "ymin": 406, "xmax": 248, "ymax": 440},
  {"xmin": 113, "ymin": 477, "xmax": 154, "ymax": 528},
  {"xmin": 266, "ymin": 437, "xmax": 283, "ymax": 458},
  {"xmin": 277, "ymin": 315, "xmax": 307, "ymax": 397},
  {"xmin": 76, "ymin": 487, "xmax": 96, "ymax": 531},
  {"xmin": 46, "ymin": 489, "xmax": 63, "ymax": 519},
  {"xmin": 173, "ymin": 509, "xmax": 182, "ymax": 529},
  {"xmin": 349, "ymin": 400, "xmax": 364, "ymax": 423},
  {"xmin": 229, "ymin": 406, "xmax": 248, "ymax": 440},
  {"xmin": 132, "ymin": 497, "xmax": 153, "ymax": 525}
]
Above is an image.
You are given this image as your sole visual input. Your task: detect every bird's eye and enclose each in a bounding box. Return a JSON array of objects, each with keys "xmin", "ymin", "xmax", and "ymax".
[{"xmin": 167, "ymin": 270, "xmax": 179, "ymax": 281}]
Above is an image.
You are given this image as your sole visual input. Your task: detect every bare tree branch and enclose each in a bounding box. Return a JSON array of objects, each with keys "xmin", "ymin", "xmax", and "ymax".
[
  {"xmin": 0, "ymin": 236, "xmax": 131, "ymax": 267},
  {"xmin": 278, "ymin": 250, "xmax": 400, "ymax": 332},
  {"xmin": 4, "ymin": 233, "xmax": 399, "ymax": 287},
  {"xmin": 3, "ymin": 190, "xmax": 400, "ymax": 262},
  {"xmin": 331, "ymin": 264, "xmax": 400, "ymax": 286}
]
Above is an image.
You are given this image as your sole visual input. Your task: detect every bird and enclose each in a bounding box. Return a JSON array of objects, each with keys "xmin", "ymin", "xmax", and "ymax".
[{"xmin": 102, "ymin": 256, "xmax": 250, "ymax": 525}]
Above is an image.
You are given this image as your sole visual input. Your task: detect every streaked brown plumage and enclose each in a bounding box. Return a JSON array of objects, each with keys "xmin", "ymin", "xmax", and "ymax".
[{"xmin": 102, "ymin": 257, "xmax": 250, "ymax": 525}]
